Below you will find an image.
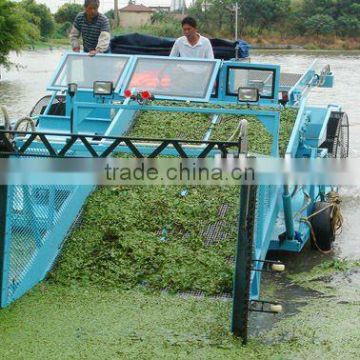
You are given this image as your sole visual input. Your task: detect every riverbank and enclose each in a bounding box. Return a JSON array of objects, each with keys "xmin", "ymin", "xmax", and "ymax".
[
  {"xmin": 26, "ymin": 34, "xmax": 360, "ymax": 53},
  {"xmin": 245, "ymin": 35, "xmax": 360, "ymax": 51},
  {"xmin": 26, "ymin": 38, "xmax": 68, "ymax": 50}
]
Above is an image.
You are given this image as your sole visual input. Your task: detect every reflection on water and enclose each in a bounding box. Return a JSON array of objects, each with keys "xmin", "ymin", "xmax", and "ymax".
[{"xmin": 0, "ymin": 49, "xmax": 359, "ymax": 258}]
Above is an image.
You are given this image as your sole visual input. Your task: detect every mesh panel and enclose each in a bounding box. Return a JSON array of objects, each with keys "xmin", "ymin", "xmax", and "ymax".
[
  {"xmin": 253, "ymin": 185, "xmax": 277, "ymax": 251},
  {"xmin": 6, "ymin": 185, "xmax": 74, "ymax": 300},
  {"xmin": 280, "ymin": 73, "xmax": 302, "ymax": 88}
]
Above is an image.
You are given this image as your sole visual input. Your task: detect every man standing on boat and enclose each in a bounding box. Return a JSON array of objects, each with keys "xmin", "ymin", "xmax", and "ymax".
[
  {"xmin": 170, "ymin": 17, "xmax": 214, "ymax": 59},
  {"xmin": 70, "ymin": 0, "xmax": 110, "ymax": 56}
]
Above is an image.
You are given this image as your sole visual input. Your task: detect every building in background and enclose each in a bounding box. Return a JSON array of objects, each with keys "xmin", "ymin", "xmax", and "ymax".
[
  {"xmin": 119, "ymin": 4, "xmax": 154, "ymax": 28},
  {"xmin": 149, "ymin": 6, "xmax": 171, "ymax": 12}
]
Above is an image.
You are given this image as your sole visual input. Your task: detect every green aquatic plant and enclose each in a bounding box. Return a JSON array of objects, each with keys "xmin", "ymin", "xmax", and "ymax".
[
  {"xmin": 51, "ymin": 186, "xmax": 240, "ymax": 295},
  {"xmin": 51, "ymin": 105, "xmax": 298, "ymax": 294},
  {"xmin": 128, "ymin": 104, "xmax": 298, "ymax": 156}
]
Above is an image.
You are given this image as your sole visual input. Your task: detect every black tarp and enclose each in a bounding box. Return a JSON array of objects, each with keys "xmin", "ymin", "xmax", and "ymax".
[{"xmin": 110, "ymin": 33, "xmax": 249, "ymax": 59}]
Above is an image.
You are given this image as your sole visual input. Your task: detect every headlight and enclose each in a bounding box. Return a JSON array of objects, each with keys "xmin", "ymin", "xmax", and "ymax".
[
  {"xmin": 237, "ymin": 87, "xmax": 259, "ymax": 103},
  {"xmin": 93, "ymin": 81, "xmax": 114, "ymax": 96}
]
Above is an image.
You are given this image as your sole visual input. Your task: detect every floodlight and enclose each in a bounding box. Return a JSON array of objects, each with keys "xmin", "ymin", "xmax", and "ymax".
[
  {"xmin": 93, "ymin": 81, "xmax": 114, "ymax": 96},
  {"xmin": 238, "ymin": 87, "xmax": 259, "ymax": 103}
]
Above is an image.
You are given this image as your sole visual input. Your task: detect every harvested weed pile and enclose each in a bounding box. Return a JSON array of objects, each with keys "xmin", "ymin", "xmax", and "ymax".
[
  {"xmin": 51, "ymin": 186, "xmax": 240, "ymax": 295},
  {"xmin": 128, "ymin": 103, "xmax": 298, "ymax": 156},
  {"xmin": 51, "ymin": 105, "xmax": 298, "ymax": 294}
]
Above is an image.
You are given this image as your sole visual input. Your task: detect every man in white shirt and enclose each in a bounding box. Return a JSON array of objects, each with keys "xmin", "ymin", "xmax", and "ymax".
[{"xmin": 170, "ymin": 17, "xmax": 214, "ymax": 59}]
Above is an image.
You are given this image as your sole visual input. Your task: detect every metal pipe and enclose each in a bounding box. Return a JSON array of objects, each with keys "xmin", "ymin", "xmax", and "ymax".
[
  {"xmin": 282, "ymin": 185, "xmax": 295, "ymax": 240},
  {"xmin": 235, "ymin": 2, "xmax": 238, "ymax": 41},
  {"xmin": 0, "ymin": 186, "xmax": 7, "ymax": 307},
  {"xmin": 0, "ymin": 147, "xmax": 8, "ymax": 307}
]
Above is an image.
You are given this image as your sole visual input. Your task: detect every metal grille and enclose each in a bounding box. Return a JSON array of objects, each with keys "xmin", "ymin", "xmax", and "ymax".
[
  {"xmin": 6, "ymin": 186, "xmax": 71, "ymax": 299},
  {"xmin": 202, "ymin": 203, "xmax": 230, "ymax": 246},
  {"xmin": 253, "ymin": 185, "xmax": 278, "ymax": 258},
  {"xmin": 1, "ymin": 184, "xmax": 92, "ymax": 306},
  {"xmin": 280, "ymin": 73, "xmax": 302, "ymax": 88},
  {"xmin": 0, "ymin": 130, "xmax": 239, "ymax": 159}
]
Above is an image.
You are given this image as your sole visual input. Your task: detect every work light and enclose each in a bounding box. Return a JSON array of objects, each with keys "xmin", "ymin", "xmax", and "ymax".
[
  {"xmin": 67, "ymin": 83, "xmax": 78, "ymax": 97},
  {"xmin": 93, "ymin": 81, "xmax": 114, "ymax": 96},
  {"xmin": 237, "ymin": 87, "xmax": 259, "ymax": 103}
]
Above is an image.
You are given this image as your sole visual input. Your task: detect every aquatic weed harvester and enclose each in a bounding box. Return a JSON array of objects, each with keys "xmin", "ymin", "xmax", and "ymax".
[{"xmin": 0, "ymin": 51, "xmax": 349, "ymax": 342}]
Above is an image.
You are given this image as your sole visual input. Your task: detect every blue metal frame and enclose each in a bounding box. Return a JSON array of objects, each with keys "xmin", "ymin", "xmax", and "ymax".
[
  {"xmin": 218, "ymin": 62, "xmax": 281, "ymax": 106},
  {"xmin": 70, "ymin": 102, "xmax": 280, "ymax": 156},
  {"xmin": 0, "ymin": 184, "xmax": 93, "ymax": 307},
  {"xmin": 0, "ymin": 184, "xmax": 9, "ymax": 307}
]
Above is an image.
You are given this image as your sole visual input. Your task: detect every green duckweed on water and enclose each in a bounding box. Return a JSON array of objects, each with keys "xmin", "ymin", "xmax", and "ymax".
[{"xmin": 1, "ymin": 262, "xmax": 360, "ymax": 359}]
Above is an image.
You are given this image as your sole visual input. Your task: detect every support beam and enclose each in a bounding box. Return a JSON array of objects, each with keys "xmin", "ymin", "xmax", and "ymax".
[
  {"xmin": 232, "ymin": 184, "xmax": 255, "ymax": 343},
  {"xmin": 0, "ymin": 184, "xmax": 8, "ymax": 307}
]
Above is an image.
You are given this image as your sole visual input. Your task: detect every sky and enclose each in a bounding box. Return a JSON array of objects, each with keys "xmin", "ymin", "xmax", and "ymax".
[{"xmin": 35, "ymin": 0, "xmax": 187, "ymax": 13}]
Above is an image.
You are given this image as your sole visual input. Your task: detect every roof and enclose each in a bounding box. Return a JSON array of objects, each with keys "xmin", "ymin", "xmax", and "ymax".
[{"xmin": 120, "ymin": 4, "xmax": 154, "ymax": 13}]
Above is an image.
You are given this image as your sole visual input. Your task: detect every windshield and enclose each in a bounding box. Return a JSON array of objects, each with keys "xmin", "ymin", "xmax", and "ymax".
[
  {"xmin": 123, "ymin": 57, "xmax": 219, "ymax": 101},
  {"xmin": 49, "ymin": 54, "xmax": 130, "ymax": 90}
]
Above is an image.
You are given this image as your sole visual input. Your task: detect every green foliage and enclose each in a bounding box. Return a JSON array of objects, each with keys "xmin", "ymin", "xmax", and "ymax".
[
  {"xmin": 113, "ymin": 22, "xmax": 182, "ymax": 38},
  {"xmin": 188, "ymin": 0, "xmax": 291, "ymax": 36},
  {"xmin": 54, "ymin": 3, "xmax": 83, "ymax": 24},
  {"xmin": 0, "ymin": 0, "xmax": 39, "ymax": 67},
  {"xmin": 105, "ymin": 9, "xmax": 115, "ymax": 20},
  {"xmin": 189, "ymin": 0, "xmax": 235, "ymax": 36},
  {"xmin": 336, "ymin": 15, "xmax": 360, "ymax": 37},
  {"xmin": 298, "ymin": 0, "xmax": 360, "ymax": 37},
  {"xmin": 21, "ymin": 0, "xmax": 55, "ymax": 38},
  {"xmin": 241, "ymin": 0, "xmax": 291, "ymax": 31},
  {"xmin": 304, "ymin": 15, "xmax": 335, "ymax": 36},
  {"xmin": 186, "ymin": 0, "xmax": 360, "ymax": 38},
  {"xmin": 54, "ymin": 21, "xmax": 72, "ymax": 39},
  {"xmin": 151, "ymin": 10, "xmax": 172, "ymax": 24}
]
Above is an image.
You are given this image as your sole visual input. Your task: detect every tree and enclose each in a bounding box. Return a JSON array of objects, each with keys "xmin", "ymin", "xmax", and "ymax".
[
  {"xmin": 241, "ymin": 0, "xmax": 291, "ymax": 29},
  {"xmin": 189, "ymin": 0, "xmax": 291, "ymax": 36},
  {"xmin": 336, "ymin": 15, "xmax": 360, "ymax": 37},
  {"xmin": 105, "ymin": 9, "xmax": 115, "ymax": 20},
  {"xmin": 0, "ymin": 0, "xmax": 39, "ymax": 67},
  {"xmin": 21, "ymin": 0, "xmax": 55, "ymax": 38},
  {"xmin": 55, "ymin": 3, "xmax": 83, "ymax": 24},
  {"xmin": 304, "ymin": 15, "xmax": 335, "ymax": 36}
]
